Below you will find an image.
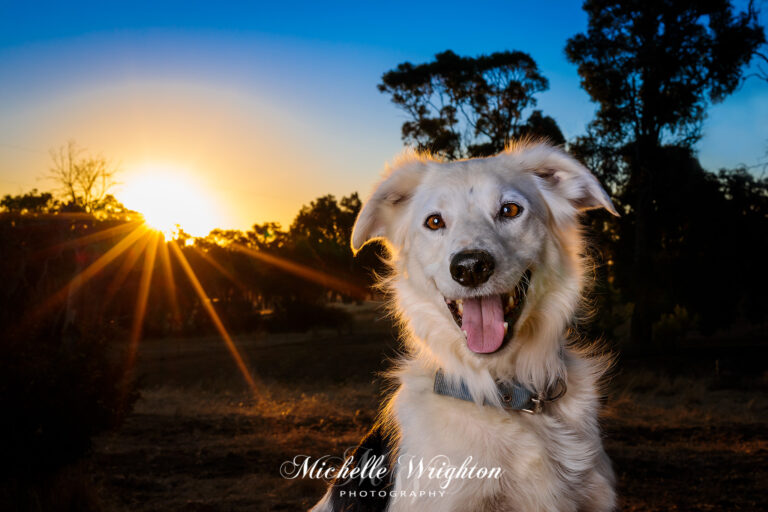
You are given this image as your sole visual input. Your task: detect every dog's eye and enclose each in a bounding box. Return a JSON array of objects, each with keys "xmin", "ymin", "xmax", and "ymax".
[
  {"xmin": 499, "ymin": 202, "xmax": 522, "ymax": 219},
  {"xmin": 424, "ymin": 214, "xmax": 446, "ymax": 230}
]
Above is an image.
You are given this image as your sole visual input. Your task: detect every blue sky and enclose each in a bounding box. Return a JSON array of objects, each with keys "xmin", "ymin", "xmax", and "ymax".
[{"xmin": 0, "ymin": 1, "xmax": 765, "ymax": 231}]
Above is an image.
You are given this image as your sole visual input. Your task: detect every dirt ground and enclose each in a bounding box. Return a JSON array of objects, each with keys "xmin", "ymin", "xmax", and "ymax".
[{"xmin": 89, "ymin": 304, "xmax": 767, "ymax": 511}]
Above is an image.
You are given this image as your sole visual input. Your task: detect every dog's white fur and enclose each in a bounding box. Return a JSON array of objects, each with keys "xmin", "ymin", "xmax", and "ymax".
[{"xmin": 313, "ymin": 141, "xmax": 617, "ymax": 511}]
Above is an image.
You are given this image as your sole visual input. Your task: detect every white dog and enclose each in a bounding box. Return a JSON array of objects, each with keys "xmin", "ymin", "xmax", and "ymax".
[{"xmin": 311, "ymin": 141, "xmax": 618, "ymax": 512}]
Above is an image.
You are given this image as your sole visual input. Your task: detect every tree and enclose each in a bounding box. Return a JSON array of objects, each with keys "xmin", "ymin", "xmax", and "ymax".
[
  {"xmin": 379, "ymin": 50, "xmax": 562, "ymax": 159},
  {"xmin": 48, "ymin": 140, "xmax": 120, "ymax": 212},
  {"xmin": 565, "ymin": 0, "xmax": 765, "ymax": 343}
]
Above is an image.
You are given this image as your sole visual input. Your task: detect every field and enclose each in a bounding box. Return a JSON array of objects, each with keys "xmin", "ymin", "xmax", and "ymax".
[{"xmin": 87, "ymin": 303, "xmax": 767, "ymax": 511}]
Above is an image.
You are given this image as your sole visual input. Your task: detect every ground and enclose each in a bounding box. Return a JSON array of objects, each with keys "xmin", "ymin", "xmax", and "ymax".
[{"xmin": 89, "ymin": 303, "xmax": 767, "ymax": 511}]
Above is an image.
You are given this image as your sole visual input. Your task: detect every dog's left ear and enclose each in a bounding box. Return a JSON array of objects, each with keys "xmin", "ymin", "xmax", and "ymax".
[
  {"xmin": 351, "ymin": 158, "xmax": 426, "ymax": 253},
  {"xmin": 521, "ymin": 145, "xmax": 619, "ymax": 217}
]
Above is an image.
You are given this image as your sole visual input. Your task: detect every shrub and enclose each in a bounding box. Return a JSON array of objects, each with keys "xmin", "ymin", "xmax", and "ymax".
[{"xmin": 0, "ymin": 324, "xmax": 137, "ymax": 480}]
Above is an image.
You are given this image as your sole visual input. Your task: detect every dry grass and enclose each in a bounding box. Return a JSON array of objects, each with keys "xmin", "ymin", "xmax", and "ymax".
[
  {"xmin": 599, "ymin": 367, "xmax": 767, "ymax": 511},
  {"xmin": 93, "ymin": 383, "xmax": 381, "ymax": 512},
  {"xmin": 604, "ymin": 368, "xmax": 768, "ymax": 427},
  {"xmin": 84, "ymin": 324, "xmax": 768, "ymax": 511}
]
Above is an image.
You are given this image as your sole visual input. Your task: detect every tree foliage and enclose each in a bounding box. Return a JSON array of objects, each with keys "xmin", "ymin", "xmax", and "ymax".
[
  {"xmin": 379, "ymin": 50, "xmax": 563, "ymax": 159},
  {"xmin": 566, "ymin": 0, "xmax": 765, "ymax": 149}
]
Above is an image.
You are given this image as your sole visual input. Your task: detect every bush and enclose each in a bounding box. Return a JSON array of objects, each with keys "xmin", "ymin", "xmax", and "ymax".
[{"xmin": 0, "ymin": 325, "xmax": 137, "ymax": 480}]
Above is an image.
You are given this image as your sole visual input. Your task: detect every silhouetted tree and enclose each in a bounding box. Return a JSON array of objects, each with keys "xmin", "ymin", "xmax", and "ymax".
[
  {"xmin": 48, "ymin": 140, "xmax": 120, "ymax": 213},
  {"xmin": 379, "ymin": 50, "xmax": 562, "ymax": 159},
  {"xmin": 566, "ymin": 0, "xmax": 765, "ymax": 343},
  {"xmin": 291, "ymin": 193, "xmax": 361, "ymax": 248}
]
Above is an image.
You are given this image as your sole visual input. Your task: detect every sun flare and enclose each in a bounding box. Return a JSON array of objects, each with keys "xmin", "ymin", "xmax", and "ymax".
[{"xmin": 119, "ymin": 165, "xmax": 218, "ymax": 238}]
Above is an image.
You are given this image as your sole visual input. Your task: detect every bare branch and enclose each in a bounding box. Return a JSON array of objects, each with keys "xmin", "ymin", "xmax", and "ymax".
[{"xmin": 45, "ymin": 141, "xmax": 120, "ymax": 212}]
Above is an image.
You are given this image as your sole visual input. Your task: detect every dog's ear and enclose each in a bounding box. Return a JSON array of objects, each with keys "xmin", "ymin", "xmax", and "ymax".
[
  {"xmin": 519, "ymin": 145, "xmax": 619, "ymax": 217},
  {"xmin": 351, "ymin": 159, "xmax": 426, "ymax": 253}
]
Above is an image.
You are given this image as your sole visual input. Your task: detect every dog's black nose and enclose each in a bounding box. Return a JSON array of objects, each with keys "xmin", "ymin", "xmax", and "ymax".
[{"xmin": 450, "ymin": 250, "xmax": 495, "ymax": 287}]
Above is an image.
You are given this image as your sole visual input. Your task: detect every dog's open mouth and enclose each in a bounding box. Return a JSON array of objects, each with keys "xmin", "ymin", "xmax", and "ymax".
[{"xmin": 444, "ymin": 269, "xmax": 532, "ymax": 354}]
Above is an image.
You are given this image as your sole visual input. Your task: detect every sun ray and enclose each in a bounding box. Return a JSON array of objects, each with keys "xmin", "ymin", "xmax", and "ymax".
[
  {"xmin": 191, "ymin": 246, "xmax": 251, "ymax": 294},
  {"xmin": 169, "ymin": 242, "xmax": 260, "ymax": 396},
  {"xmin": 157, "ymin": 236, "xmax": 182, "ymax": 328},
  {"xmin": 125, "ymin": 233, "xmax": 159, "ymax": 374},
  {"xmin": 19, "ymin": 224, "xmax": 149, "ymax": 327},
  {"xmin": 31, "ymin": 220, "xmax": 142, "ymax": 260},
  {"xmin": 230, "ymin": 243, "xmax": 367, "ymax": 299},
  {"xmin": 101, "ymin": 230, "xmax": 154, "ymax": 310}
]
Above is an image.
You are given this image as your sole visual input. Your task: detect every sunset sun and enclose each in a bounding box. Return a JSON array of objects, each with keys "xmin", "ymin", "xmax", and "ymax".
[{"xmin": 119, "ymin": 166, "xmax": 218, "ymax": 238}]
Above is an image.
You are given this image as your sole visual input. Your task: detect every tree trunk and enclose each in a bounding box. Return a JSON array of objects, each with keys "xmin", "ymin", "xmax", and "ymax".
[
  {"xmin": 629, "ymin": 139, "xmax": 655, "ymax": 345},
  {"xmin": 630, "ymin": 184, "xmax": 653, "ymax": 345}
]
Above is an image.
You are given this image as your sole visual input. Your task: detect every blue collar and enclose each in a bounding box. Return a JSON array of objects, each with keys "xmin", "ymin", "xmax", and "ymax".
[{"xmin": 433, "ymin": 369, "xmax": 566, "ymax": 414}]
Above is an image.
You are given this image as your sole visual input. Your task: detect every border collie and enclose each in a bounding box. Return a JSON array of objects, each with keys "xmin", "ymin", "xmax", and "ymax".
[{"xmin": 310, "ymin": 141, "xmax": 618, "ymax": 511}]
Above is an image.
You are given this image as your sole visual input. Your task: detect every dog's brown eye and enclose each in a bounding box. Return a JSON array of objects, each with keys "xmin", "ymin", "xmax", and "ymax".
[
  {"xmin": 500, "ymin": 202, "xmax": 522, "ymax": 219},
  {"xmin": 425, "ymin": 214, "xmax": 445, "ymax": 230}
]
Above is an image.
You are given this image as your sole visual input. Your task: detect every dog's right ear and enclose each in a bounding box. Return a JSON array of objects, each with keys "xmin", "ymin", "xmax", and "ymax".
[{"xmin": 351, "ymin": 159, "xmax": 426, "ymax": 253}]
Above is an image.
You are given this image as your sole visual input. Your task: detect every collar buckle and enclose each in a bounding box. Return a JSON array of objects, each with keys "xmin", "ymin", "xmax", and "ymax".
[
  {"xmin": 518, "ymin": 377, "xmax": 567, "ymax": 414},
  {"xmin": 519, "ymin": 397, "xmax": 543, "ymax": 415}
]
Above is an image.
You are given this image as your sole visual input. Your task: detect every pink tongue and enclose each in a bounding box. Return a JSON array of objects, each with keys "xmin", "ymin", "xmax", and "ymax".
[{"xmin": 462, "ymin": 295, "xmax": 505, "ymax": 354}]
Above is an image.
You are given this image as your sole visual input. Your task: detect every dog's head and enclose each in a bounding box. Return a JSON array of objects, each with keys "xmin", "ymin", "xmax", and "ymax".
[{"xmin": 352, "ymin": 142, "xmax": 617, "ymax": 381}]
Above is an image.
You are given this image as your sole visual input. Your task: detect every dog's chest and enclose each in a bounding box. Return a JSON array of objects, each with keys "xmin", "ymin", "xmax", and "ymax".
[{"xmin": 388, "ymin": 387, "xmax": 592, "ymax": 512}]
